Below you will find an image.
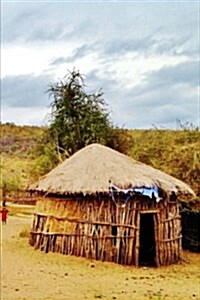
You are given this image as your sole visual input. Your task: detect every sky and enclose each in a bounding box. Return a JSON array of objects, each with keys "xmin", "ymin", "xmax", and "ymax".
[{"xmin": 1, "ymin": 0, "xmax": 200, "ymax": 129}]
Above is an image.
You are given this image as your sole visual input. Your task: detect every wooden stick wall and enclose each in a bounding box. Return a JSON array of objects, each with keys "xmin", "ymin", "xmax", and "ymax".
[
  {"xmin": 153, "ymin": 202, "xmax": 182, "ymax": 265},
  {"xmin": 29, "ymin": 196, "xmax": 182, "ymax": 266}
]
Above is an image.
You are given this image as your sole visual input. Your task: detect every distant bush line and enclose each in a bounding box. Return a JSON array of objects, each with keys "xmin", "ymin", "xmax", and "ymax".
[{"xmin": 0, "ymin": 123, "xmax": 199, "ymax": 201}]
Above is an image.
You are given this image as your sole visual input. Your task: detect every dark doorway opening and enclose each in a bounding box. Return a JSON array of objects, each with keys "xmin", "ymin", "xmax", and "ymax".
[{"xmin": 139, "ymin": 213, "xmax": 156, "ymax": 266}]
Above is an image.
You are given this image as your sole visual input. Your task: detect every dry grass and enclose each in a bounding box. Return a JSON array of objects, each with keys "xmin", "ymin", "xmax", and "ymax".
[
  {"xmin": 3, "ymin": 203, "xmax": 35, "ymax": 217},
  {"xmin": 19, "ymin": 226, "xmax": 31, "ymax": 238}
]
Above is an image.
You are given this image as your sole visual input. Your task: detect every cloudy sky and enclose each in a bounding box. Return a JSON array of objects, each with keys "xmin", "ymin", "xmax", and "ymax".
[{"xmin": 1, "ymin": 0, "xmax": 200, "ymax": 129}]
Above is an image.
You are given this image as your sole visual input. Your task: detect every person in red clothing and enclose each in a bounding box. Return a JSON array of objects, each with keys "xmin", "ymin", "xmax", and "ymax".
[{"xmin": 0, "ymin": 207, "xmax": 9, "ymax": 224}]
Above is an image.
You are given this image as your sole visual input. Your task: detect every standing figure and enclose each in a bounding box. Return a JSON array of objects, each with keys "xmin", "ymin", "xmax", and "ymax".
[{"xmin": 0, "ymin": 207, "xmax": 9, "ymax": 224}]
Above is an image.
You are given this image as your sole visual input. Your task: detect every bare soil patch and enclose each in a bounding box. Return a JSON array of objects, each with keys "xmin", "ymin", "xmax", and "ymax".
[{"xmin": 1, "ymin": 213, "xmax": 199, "ymax": 300}]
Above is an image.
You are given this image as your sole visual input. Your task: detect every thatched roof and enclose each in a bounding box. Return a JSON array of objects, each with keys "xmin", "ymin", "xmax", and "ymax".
[{"xmin": 30, "ymin": 143, "xmax": 195, "ymax": 198}]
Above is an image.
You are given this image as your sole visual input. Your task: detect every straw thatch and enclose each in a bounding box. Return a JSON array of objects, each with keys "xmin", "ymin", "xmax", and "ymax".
[{"xmin": 30, "ymin": 143, "xmax": 195, "ymax": 198}]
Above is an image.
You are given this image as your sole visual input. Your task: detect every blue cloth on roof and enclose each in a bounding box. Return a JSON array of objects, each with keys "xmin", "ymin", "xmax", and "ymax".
[
  {"xmin": 133, "ymin": 186, "xmax": 159, "ymax": 199},
  {"xmin": 109, "ymin": 183, "xmax": 162, "ymax": 204}
]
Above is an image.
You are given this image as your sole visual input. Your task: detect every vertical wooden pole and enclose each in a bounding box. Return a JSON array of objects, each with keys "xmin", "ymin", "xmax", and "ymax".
[
  {"xmin": 135, "ymin": 211, "xmax": 140, "ymax": 267},
  {"xmin": 153, "ymin": 213, "xmax": 160, "ymax": 267}
]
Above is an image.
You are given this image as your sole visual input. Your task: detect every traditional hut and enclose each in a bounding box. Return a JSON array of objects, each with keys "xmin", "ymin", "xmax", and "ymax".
[{"xmin": 29, "ymin": 143, "xmax": 195, "ymax": 266}]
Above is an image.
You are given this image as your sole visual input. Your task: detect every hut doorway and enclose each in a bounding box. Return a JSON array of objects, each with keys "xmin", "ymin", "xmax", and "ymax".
[{"xmin": 139, "ymin": 213, "xmax": 156, "ymax": 266}]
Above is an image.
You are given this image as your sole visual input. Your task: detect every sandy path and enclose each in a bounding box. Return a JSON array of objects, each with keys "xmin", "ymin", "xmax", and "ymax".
[{"xmin": 1, "ymin": 215, "xmax": 200, "ymax": 300}]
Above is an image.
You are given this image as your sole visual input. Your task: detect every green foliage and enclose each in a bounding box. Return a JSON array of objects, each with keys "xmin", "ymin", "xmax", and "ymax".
[
  {"xmin": 129, "ymin": 128, "xmax": 200, "ymax": 196},
  {"xmin": 1, "ymin": 122, "xmax": 199, "ymax": 200},
  {"xmin": 0, "ymin": 171, "xmax": 22, "ymax": 200},
  {"xmin": 0, "ymin": 152, "xmax": 35, "ymax": 200},
  {"xmin": 106, "ymin": 128, "xmax": 134, "ymax": 155},
  {"xmin": 29, "ymin": 140, "xmax": 59, "ymax": 179},
  {"xmin": 47, "ymin": 69, "xmax": 114, "ymax": 156}
]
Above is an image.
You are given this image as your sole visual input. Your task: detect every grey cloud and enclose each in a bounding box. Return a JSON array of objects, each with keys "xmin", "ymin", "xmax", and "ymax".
[
  {"xmin": 86, "ymin": 69, "xmax": 119, "ymax": 93},
  {"xmin": 153, "ymin": 36, "xmax": 192, "ymax": 56},
  {"xmin": 134, "ymin": 88, "xmax": 196, "ymax": 128},
  {"xmin": 2, "ymin": 73, "xmax": 53, "ymax": 108},
  {"xmin": 103, "ymin": 36, "xmax": 155, "ymax": 56},
  {"xmin": 3, "ymin": 2, "xmax": 197, "ymax": 44},
  {"xmin": 78, "ymin": 61, "xmax": 199, "ymax": 128},
  {"xmin": 2, "ymin": 3, "xmax": 78, "ymax": 43},
  {"xmin": 121, "ymin": 60, "xmax": 199, "ymax": 105},
  {"xmin": 2, "ymin": 4, "xmax": 45, "ymax": 43},
  {"xmin": 67, "ymin": 44, "xmax": 96, "ymax": 63},
  {"xmin": 102, "ymin": 33, "xmax": 197, "ymax": 60},
  {"xmin": 50, "ymin": 57, "xmax": 69, "ymax": 66},
  {"xmin": 89, "ymin": 61, "xmax": 199, "ymax": 128},
  {"xmin": 1, "ymin": 64, "xmax": 198, "ymax": 129},
  {"xmin": 3, "ymin": 2, "xmax": 124, "ymax": 44},
  {"xmin": 3, "ymin": 1, "xmax": 199, "ymax": 67},
  {"xmin": 110, "ymin": 88, "xmax": 197, "ymax": 129},
  {"xmin": 149, "ymin": 60, "xmax": 199, "ymax": 87},
  {"xmin": 50, "ymin": 44, "xmax": 96, "ymax": 66}
]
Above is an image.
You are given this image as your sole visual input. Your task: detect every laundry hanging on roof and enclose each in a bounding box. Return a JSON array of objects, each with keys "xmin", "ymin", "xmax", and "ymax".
[
  {"xmin": 109, "ymin": 182, "xmax": 162, "ymax": 205},
  {"xmin": 133, "ymin": 186, "xmax": 162, "ymax": 202}
]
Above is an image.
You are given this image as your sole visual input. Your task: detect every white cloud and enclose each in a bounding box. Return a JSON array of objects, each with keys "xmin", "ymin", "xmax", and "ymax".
[
  {"xmin": 1, "ymin": 106, "xmax": 49, "ymax": 126},
  {"xmin": 1, "ymin": 43, "xmax": 76, "ymax": 77},
  {"xmin": 102, "ymin": 52, "xmax": 192, "ymax": 90}
]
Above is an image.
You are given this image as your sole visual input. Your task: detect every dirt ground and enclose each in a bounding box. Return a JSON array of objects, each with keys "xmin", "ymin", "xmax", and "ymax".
[{"xmin": 1, "ymin": 212, "xmax": 200, "ymax": 300}]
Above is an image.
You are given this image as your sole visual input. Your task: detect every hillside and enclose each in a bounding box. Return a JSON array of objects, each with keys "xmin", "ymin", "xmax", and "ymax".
[
  {"xmin": 129, "ymin": 129, "xmax": 200, "ymax": 198},
  {"xmin": 0, "ymin": 124, "xmax": 46, "ymax": 200},
  {"xmin": 0, "ymin": 123, "xmax": 45, "ymax": 157},
  {"xmin": 0, "ymin": 123, "xmax": 199, "ymax": 201}
]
